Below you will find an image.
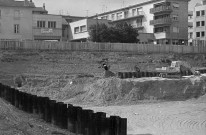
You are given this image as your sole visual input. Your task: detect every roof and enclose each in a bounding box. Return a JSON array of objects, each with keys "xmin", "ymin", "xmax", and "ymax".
[
  {"xmin": 63, "ymin": 15, "xmax": 85, "ymax": 19},
  {"xmin": 62, "ymin": 18, "xmax": 69, "ymax": 25},
  {"xmin": 0, "ymin": 0, "xmax": 35, "ymax": 8},
  {"xmin": 32, "ymin": 7, "xmax": 48, "ymax": 13},
  {"xmin": 89, "ymin": 0, "xmax": 162, "ymax": 17},
  {"xmin": 89, "ymin": 0, "xmax": 190, "ymax": 17}
]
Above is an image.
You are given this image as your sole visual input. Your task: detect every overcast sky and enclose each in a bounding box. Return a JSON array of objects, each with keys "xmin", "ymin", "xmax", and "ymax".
[{"xmin": 32, "ymin": 0, "xmax": 202, "ymax": 16}]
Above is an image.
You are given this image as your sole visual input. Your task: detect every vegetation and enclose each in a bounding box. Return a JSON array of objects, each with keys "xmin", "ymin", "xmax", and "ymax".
[{"xmin": 89, "ymin": 22, "xmax": 139, "ymax": 43}]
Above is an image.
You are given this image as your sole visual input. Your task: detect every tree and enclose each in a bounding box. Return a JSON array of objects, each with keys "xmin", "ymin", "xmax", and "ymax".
[{"xmin": 89, "ymin": 22, "xmax": 139, "ymax": 43}]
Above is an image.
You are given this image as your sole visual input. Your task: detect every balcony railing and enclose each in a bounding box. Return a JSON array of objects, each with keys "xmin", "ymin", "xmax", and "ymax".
[
  {"xmin": 150, "ymin": 6, "xmax": 172, "ymax": 14},
  {"xmin": 150, "ymin": 18, "xmax": 172, "ymax": 26},
  {"xmin": 112, "ymin": 11, "xmax": 144, "ymax": 22},
  {"xmin": 131, "ymin": 24, "xmax": 144, "ymax": 29}
]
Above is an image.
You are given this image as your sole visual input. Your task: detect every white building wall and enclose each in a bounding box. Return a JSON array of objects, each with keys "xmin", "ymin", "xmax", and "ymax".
[
  {"xmin": 69, "ymin": 19, "xmax": 88, "ymax": 40},
  {"xmin": 193, "ymin": 4, "xmax": 206, "ymax": 40}
]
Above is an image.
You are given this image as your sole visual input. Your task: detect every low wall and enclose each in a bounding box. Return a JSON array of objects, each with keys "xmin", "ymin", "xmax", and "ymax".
[
  {"xmin": 117, "ymin": 69, "xmax": 206, "ymax": 79},
  {"xmin": 0, "ymin": 83, "xmax": 127, "ymax": 135},
  {"xmin": 0, "ymin": 40, "xmax": 206, "ymax": 54}
]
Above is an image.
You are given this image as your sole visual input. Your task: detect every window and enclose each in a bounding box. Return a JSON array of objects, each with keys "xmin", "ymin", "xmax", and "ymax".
[
  {"xmin": 196, "ymin": 32, "xmax": 200, "ymax": 37},
  {"xmin": 132, "ymin": 9, "xmax": 136, "ymax": 16},
  {"xmin": 37, "ymin": 21, "xmax": 45, "ymax": 28},
  {"xmin": 48, "ymin": 21, "xmax": 56, "ymax": 28},
  {"xmin": 14, "ymin": 10, "xmax": 20, "ymax": 19},
  {"xmin": 201, "ymin": 21, "xmax": 205, "ymax": 26},
  {"xmin": 111, "ymin": 14, "xmax": 115, "ymax": 20},
  {"xmin": 189, "ymin": 32, "xmax": 193, "ymax": 38},
  {"xmin": 196, "ymin": 11, "xmax": 200, "ymax": 17},
  {"xmin": 201, "ymin": 10, "xmax": 205, "ymax": 16},
  {"xmin": 124, "ymin": 10, "xmax": 129, "ymax": 18},
  {"xmin": 173, "ymin": 27, "xmax": 179, "ymax": 33},
  {"xmin": 136, "ymin": 18, "xmax": 143, "ymax": 26},
  {"xmin": 202, "ymin": 31, "xmax": 205, "ymax": 37},
  {"xmin": 14, "ymin": 24, "xmax": 20, "ymax": 34},
  {"xmin": 172, "ymin": 14, "xmax": 178, "ymax": 20},
  {"xmin": 80, "ymin": 25, "xmax": 86, "ymax": 32},
  {"xmin": 117, "ymin": 12, "xmax": 122, "ymax": 20},
  {"xmin": 172, "ymin": 3, "xmax": 179, "ymax": 9},
  {"xmin": 74, "ymin": 27, "xmax": 79, "ymax": 33},
  {"xmin": 101, "ymin": 16, "xmax": 108, "ymax": 19},
  {"xmin": 196, "ymin": 21, "xmax": 200, "ymax": 27}
]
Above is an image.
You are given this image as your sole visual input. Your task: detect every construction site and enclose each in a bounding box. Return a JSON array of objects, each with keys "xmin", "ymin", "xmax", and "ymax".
[{"xmin": 0, "ymin": 48, "xmax": 206, "ymax": 135}]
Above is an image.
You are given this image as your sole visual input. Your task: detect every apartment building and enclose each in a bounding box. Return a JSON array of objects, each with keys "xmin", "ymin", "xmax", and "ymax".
[
  {"xmin": 92, "ymin": 0, "xmax": 190, "ymax": 45},
  {"xmin": 0, "ymin": 0, "xmax": 64, "ymax": 41},
  {"xmin": 0, "ymin": 0, "xmax": 34, "ymax": 40},
  {"xmin": 189, "ymin": 0, "xmax": 206, "ymax": 45},
  {"xmin": 69, "ymin": 18, "xmax": 110, "ymax": 42}
]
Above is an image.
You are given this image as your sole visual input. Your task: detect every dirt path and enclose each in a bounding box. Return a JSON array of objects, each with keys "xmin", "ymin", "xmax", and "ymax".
[{"xmin": 87, "ymin": 98, "xmax": 206, "ymax": 135}]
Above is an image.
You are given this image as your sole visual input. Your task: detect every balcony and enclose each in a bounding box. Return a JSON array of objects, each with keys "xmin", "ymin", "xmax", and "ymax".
[
  {"xmin": 131, "ymin": 24, "xmax": 144, "ymax": 30},
  {"xmin": 150, "ymin": 18, "xmax": 172, "ymax": 26},
  {"xmin": 154, "ymin": 32, "xmax": 169, "ymax": 39},
  {"xmin": 150, "ymin": 6, "xmax": 172, "ymax": 14},
  {"xmin": 112, "ymin": 11, "xmax": 144, "ymax": 22}
]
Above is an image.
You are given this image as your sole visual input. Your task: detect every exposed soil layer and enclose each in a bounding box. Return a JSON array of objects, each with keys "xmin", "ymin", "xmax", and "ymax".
[{"xmin": 0, "ymin": 50, "xmax": 206, "ymax": 135}]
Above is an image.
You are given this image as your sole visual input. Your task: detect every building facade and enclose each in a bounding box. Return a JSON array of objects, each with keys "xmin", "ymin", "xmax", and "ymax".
[
  {"xmin": 92, "ymin": 0, "xmax": 190, "ymax": 45},
  {"xmin": 189, "ymin": 0, "xmax": 206, "ymax": 45},
  {"xmin": 0, "ymin": 0, "xmax": 63, "ymax": 41},
  {"xmin": 69, "ymin": 18, "xmax": 110, "ymax": 42},
  {"xmin": 32, "ymin": 14, "xmax": 63, "ymax": 41},
  {"xmin": 0, "ymin": 0, "xmax": 34, "ymax": 40}
]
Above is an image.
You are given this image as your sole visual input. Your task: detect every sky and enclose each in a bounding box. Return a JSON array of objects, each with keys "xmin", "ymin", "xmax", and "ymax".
[{"xmin": 31, "ymin": 0, "xmax": 202, "ymax": 16}]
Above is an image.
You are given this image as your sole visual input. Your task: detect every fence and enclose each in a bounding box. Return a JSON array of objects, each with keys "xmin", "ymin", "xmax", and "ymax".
[
  {"xmin": 0, "ymin": 83, "xmax": 127, "ymax": 135},
  {"xmin": 0, "ymin": 40, "xmax": 206, "ymax": 54}
]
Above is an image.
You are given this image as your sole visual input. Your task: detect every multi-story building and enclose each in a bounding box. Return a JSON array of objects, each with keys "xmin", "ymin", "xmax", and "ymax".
[
  {"xmin": 0, "ymin": 0, "xmax": 64, "ymax": 41},
  {"xmin": 188, "ymin": 0, "xmax": 206, "ymax": 45},
  {"xmin": 32, "ymin": 13, "xmax": 63, "ymax": 41},
  {"xmin": 91, "ymin": 0, "xmax": 190, "ymax": 45},
  {"xmin": 0, "ymin": 0, "xmax": 34, "ymax": 40},
  {"xmin": 69, "ymin": 18, "xmax": 110, "ymax": 42}
]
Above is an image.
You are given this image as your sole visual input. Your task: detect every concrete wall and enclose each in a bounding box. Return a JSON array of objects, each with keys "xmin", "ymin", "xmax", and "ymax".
[
  {"xmin": 0, "ymin": 6, "xmax": 33, "ymax": 40},
  {"xmin": 168, "ymin": 0, "xmax": 189, "ymax": 40}
]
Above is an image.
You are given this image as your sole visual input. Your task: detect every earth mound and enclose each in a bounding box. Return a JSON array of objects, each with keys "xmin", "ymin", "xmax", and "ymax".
[{"xmin": 62, "ymin": 76, "xmax": 206, "ymax": 106}]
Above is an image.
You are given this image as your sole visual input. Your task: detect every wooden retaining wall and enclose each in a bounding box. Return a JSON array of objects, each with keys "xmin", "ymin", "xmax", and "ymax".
[{"xmin": 0, "ymin": 83, "xmax": 127, "ymax": 135}]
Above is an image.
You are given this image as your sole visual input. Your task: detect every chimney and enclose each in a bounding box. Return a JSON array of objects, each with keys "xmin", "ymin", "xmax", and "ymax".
[
  {"xmin": 202, "ymin": 0, "xmax": 206, "ymax": 5},
  {"xmin": 43, "ymin": 3, "xmax": 45, "ymax": 10},
  {"xmin": 24, "ymin": 0, "xmax": 28, "ymax": 6}
]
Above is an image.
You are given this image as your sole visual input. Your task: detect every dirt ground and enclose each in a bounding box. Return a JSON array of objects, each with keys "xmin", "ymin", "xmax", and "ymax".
[
  {"xmin": 0, "ymin": 98, "xmax": 74, "ymax": 135},
  {"xmin": 0, "ymin": 50, "xmax": 206, "ymax": 135}
]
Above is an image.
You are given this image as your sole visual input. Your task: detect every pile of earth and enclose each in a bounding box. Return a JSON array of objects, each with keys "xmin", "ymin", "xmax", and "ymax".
[{"xmin": 20, "ymin": 75, "xmax": 206, "ymax": 106}]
